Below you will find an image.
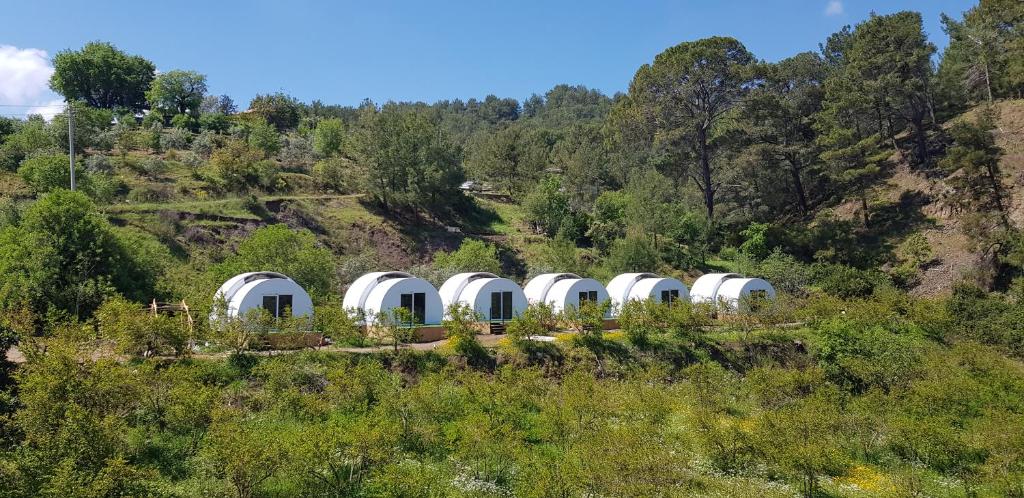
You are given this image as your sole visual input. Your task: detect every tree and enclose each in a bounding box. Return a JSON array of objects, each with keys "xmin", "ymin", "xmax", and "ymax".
[
  {"xmin": 432, "ymin": 239, "xmax": 502, "ymax": 275},
  {"xmin": 820, "ymin": 13, "xmax": 936, "ymax": 166},
  {"xmin": 17, "ymin": 154, "xmax": 83, "ymax": 194},
  {"xmin": 95, "ymin": 296, "xmax": 187, "ymax": 357},
  {"xmin": 313, "ymin": 118, "xmax": 345, "ymax": 157},
  {"xmin": 939, "ymin": 0, "xmax": 1024, "ymax": 103},
  {"xmin": 349, "ymin": 103, "xmax": 464, "ymax": 212},
  {"xmin": 742, "ymin": 53, "xmax": 827, "ymax": 215},
  {"xmin": 211, "ymin": 224, "xmax": 335, "ymax": 302},
  {"xmin": 247, "ymin": 119, "xmax": 282, "ymax": 157},
  {"xmin": 522, "ymin": 176, "xmax": 584, "ymax": 239},
  {"xmin": 49, "ymin": 42, "xmax": 155, "ymax": 111},
  {"xmin": 0, "ymin": 190, "xmax": 164, "ymax": 322},
  {"xmin": 201, "ymin": 94, "xmax": 237, "ymax": 115},
  {"xmin": 616, "ymin": 37, "xmax": 755, "ymax": 220},
  {"xmin": 146, "ymin": 70, "xmax": 207, "ymax": 117},
  {"xmin": 248, "ymin": 93, "xmax": 302, "ymax": 131},
  {"xmin": 202, "ymin": 415, "xmax": 291, "ymax": 498},
  {"xmin": 466, "ymin": 123, "xmax": 551, "ymax": 198},
  {"xmin": 0, "ymin": 117, "xmax": 54, "ymax": 171},
  {"xmin": 940, "ymin": 107, "xmax": 1011, "ymax": 242}
]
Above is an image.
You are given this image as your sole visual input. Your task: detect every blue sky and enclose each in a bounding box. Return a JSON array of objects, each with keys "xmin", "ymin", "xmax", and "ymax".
[{"xmin": 1, "ymin": 0, "xmax": 977, "ymax": 114}]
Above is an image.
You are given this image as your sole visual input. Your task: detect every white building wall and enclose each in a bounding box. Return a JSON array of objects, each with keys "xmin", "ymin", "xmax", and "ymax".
[
  {"xmin": 363, "ymin": 277, "xmax": 443, "ymax": 325},
  {"xmin": 545, "ymin": 277, "xmax": 611, "ymax": 316},
  {"xmin": 459, "ymin": 277, "xmax": 528, "ymax": 320},
  {"xmin": 689, "ymin": 273, "xmax": 741, "ymax": 304},
  {"xmin": 714, "ymin": 278, "xmax": 776, "ymax": 311}
]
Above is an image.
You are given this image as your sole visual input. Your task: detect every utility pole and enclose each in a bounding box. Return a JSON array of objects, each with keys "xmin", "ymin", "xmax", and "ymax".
[{"xmin": 67, "ymin": 101, "xmax": 76, "ymax": 191}]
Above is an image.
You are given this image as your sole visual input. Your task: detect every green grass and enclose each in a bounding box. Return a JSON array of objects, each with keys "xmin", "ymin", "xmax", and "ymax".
[{"xmin": 475, "ymin": 197, "xmax": 525, "ymax": 235}]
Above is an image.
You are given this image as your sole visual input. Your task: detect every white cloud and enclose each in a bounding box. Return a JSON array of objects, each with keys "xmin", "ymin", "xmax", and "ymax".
[
  {"xmin": 26, "ymin": 98, "xmax": 66, "ymax": 121},
  {"xmin": 0, "ymin": 45, "xmax": 64, "ymax": 119},
  {"xmin": 825, "ymin": 0, "xmax": 844, "ymax": 16}
]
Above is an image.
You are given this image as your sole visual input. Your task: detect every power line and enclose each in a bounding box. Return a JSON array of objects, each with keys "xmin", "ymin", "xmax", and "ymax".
[{"xmin": 0, "ymin": 103, "xmax": 68, "ymax": 108}]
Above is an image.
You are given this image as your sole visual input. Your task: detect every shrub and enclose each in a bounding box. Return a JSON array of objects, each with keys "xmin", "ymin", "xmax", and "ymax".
[
  {"xmin": 811, "ymin": 263, "xmax": 888, "ymax": 299},
  {"xmin": 160, "ymin": 127, "xmax": 191, "ymax": 150},
  {"xmin": 312, "ymin": 156, "xmax": 350, "ymax": 193},
  {"xmin": 17, "ymin": 155, "xmax": 81, "ymax": 194},
  {"xmin": 432, "ymin": 239, "xmax": 502, "ymax": 275},
  {"xmin": 191, "ymin": 130, "xmax": 218, "ymax": 158}
]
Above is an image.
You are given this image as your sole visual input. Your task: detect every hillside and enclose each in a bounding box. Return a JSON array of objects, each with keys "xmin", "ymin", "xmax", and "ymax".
[{"xmin": 824, "ymin": 100, "xmax": 1024, "ymax": 296}]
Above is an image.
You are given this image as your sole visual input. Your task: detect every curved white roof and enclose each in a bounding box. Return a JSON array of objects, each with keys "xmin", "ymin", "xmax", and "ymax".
[
  {"xmin": 342, "ymin": 271, "xmax": 414, "ymax": 311},
  {"xmin": 364, "ymin": 276, "xmax": 443, "ymax": 325},
  {"xmin": 715, "ymin": 278, "xmax": 776, "ymax": 311},
  {"xmin": 440, "ymin": 273, "xmax": 527, "ymax": 321},
  {"xmin": 606, "ymin": 272, "xmax": 661, "ymax": 308},
  {"xmin": 215, "ymin": 271, "xmax": 292, "ymax": 303},
  {"xmin": 343, "ymin": 272, "xmax": 443, "ymax": 325},
  {"xmin": 211, "ymin": 272, "xmax": 313, "ymax": 322},
  {"xmin": 438, "ymin": 272, "xmax": 499, "ymax": 308},
  {"xmin": 689, "ymin": 273, "xmax": 741, "ymax": 304},
  {"xmin": 545, "ymin": 277, "xmax": 610, "ymax": 315},
  {"xmin": 629, "ymin": 277, "xmax": 689, "ymax": 303},
  {"xmin": 523, "ymin": 273, "xmax": 582, "ymax": 304}
]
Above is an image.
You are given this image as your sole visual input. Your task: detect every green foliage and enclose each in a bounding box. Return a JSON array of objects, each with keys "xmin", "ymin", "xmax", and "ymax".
[
  {"xmin": 441, "ymin": 303, "xmax": 488, "ymax": 364},
  {"xmin": 96, "ymin": 296, "xmax": 188, "ymax": 357},
  {"xmin": 349, "ymin": 103, "xmax": 465, "ymax": 212},
  {"xmin": 941, "ymin": 106, "xmax": 1011, "ymax": 242},
  {"xmin": 312, "ymin": 118, "xmax": 345, "ymax": 157},
  {"xmin": 17, "ymin": 154, "xmax": 81, "ymax": 194},
  {"xmin": 605, "ymin": 235, "xmax": 658, "ymax": 273},
  {"xmin": 466, "ymin": 123, "xmax": 551, "ymax": 197},
  {"xmin": 739, "ymin": 222, "xmax": 772, "ymax": 260},
  {"xmin": 247, "ymin": 119, "xmax": 281, "ymax": 158},
  {"xmin": 432, "ymin": 239, "xmax": 502, "ymax": 275},
  {"xmin": 522, "ymin": 176, "xmax": 581, "ymax": 239},
  {"xmin": 0, "ymin": 190, "xmax": 167, "ymax": 322},
  {"xmin": 211, "ymin": 224, "xmax": 335, "ymax": 302},
  {"xmin": 311, "ymin": 156, "xmax": 350, "ymax": 193},
  {"xmin": 146, "ymin": 70, "xmax": 207, "ymax": 117},
  {"xmin": 49, "ymin": 41, "xmax": 155, "ymax": 110},
  {"xmin": 209, "ymin": 139, "xmax": 278, "ymax": 191},
  {"xmin": 811, "ymin": 263, "xmax": 889, "ymax": 299},
  {"xmin": 0, "ymin": 117, "xmax": 54, "ymax": 171},
  {"xmin": 247, "ymin": 93, "xmax": 302, "ymax": 131},
  {"xmin": 615, "ymin": 36, "xmax": 755, "ymax": 220}
]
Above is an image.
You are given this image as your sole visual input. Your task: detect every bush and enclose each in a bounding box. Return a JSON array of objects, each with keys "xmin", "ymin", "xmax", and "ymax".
[
  {"xmin": 605, "ymin": 236, "xmax": 659, "ymax": 273},
  {"xmin": 96, "ymin": 296, "xmax": 188, "ymax": 357},
  {"xmin": 312, "ymin": 156, "xmax": 350, "ymax": 193},
  {"xmin": 160, "ymin": 127, "xmax": 191, "ymax": 150},
  {"xmin": 248, "ymin": 120, "xmax": 281, "ymax": 157},
  {"xmin": 191, "ymin": 130, "xmax": 218, "ymax": 158},
  {"xmin": 17, "ymin": 155, "xmax": 81, "ymax": 194},
  {"xmin": 84, "ymin": 154, "xmax": 112, "ymax": 174},
  {"xmin": 811, "ymin": 263, "xmax": 888, "ymax": 299},
  {"xmin": 313, "ymin": 118, "xmax": 345, "ymax": 157},
  {"xmin": 432, "ymin": 239, "xmax": 502, "ymax": 275}
]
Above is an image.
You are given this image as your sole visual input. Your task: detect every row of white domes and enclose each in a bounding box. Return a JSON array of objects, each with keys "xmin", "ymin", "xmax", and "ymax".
[{"xmin": 213, "ymin": 271, "xmax": 774, "ymax": 325}]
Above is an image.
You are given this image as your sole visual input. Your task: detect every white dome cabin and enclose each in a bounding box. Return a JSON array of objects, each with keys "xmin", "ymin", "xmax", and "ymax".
[
  {"xmin": 211, "ymin": 272, "xmax": 314, "ymax": 322},
  {"xmin": 342, "ymin": 271, "xmax": 443, "ymax": 327},
  {"xmin": 438, "ymin": 272, "xmax": 527, "ymax": 322},
  {"xmin": 606, "ymin": 272, "xmax": 689, "ymax": 316},
  {"xmin": 714, "ymin": 278, "xmax": 776, "ymax": 311},
  {"xmin": 689, "ymin": 273, "xmax": 742, "ymax": 305},
  {"xmin": 523, "ymin": 273, "xmax": 611, "ymax": 316}
]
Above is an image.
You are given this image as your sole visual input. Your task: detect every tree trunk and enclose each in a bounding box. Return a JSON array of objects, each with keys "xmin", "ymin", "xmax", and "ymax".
[
  {"xmin": 699, "ymin": 127, "xmax": 714, "ymax": 221},
  {"xmin": 787, "ymin": 157, "xmax": 809, "ymax": 215},
  {"xmin": 985, "ymin": 163, "xmax": 1011, "ymax": 230},
  {"xmin": 912, "ymin": 116, "xmax": 929, "ymax": 166},
  {"xmin": 860, "ymin": 190, "xmax": 870, "ymax": 227}
]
